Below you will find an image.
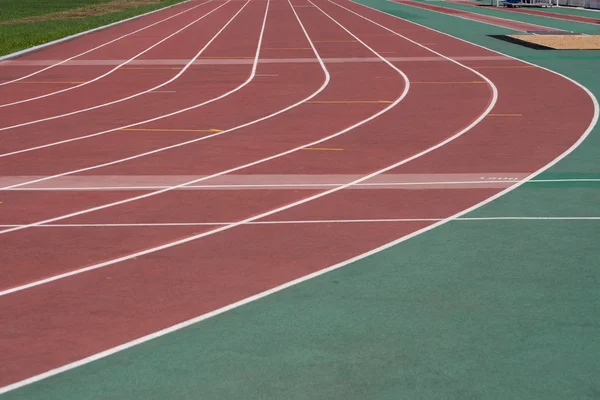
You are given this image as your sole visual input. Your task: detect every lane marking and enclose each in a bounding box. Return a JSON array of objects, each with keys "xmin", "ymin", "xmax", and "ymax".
[
  {"xmin": 0, "ymin": 216, "xmax": 598, "ymax": 228},
  {"xmin": 0, "ymin": 0, "xmax": 230, "ymax": 109},
  {"xmin": 0, "ymin": 0, "xmax": 341, "ymax": 223},
  {"xmin": 306, "ymin": 99, "xmax": 393, "ymax": 103},
  {"xmin": 0, "ymin": 2, "xmax": 592, "ymax": 395},
  {"xmin": 0, "ymin": 1, "xmax": 261, "ymax": 156},
  {"xmin": 118, "ymin": 67, "xmax": 181, "ymax": 70},
  {"xmin": 472, "ymin": 65, "xmax": 536, "ymax": 69},
  {"xmin": 0, "ymin": 55, "xmax": 511, "ymax": 66},
  {"xmin": 0, "ymin": 0, "xmax": 502, "ymax": 392},
  {"xmin": 0, "ymin": 0, "xmax": 210, "ymax": 87},
  {"xmin": 199, "ymin": 56, "xmax": 255, "ymax": 58},
  {"xmin": 3, "ymin": 178, "xmax": 596, "ymax": 191},
  {"xmin": 0, "ymin": 0, "xmax": 414, "ymax": 284},
  {"xmin": 264, "ymin": 47, "xmax": 313, "ymax": 49},
  {"xmin": 119, "ymin": 128, "xmax": 223, "ymax": 132},
  {"xmin": 412, "ymin": 80, "xmax": 485, "ymax": 84},
  {"xmin": 14, "ymin": 81, "xmax": 87, "ymax": 84},
  {"xmin": 487, "ymin": 113, "xmax": 523, "ymax": 117},
  {"xmin": 313, "ymin": 39, "xmax": 358, "ymax": 42}
]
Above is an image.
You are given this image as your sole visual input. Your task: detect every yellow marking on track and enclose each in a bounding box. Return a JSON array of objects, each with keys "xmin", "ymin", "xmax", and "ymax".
[
  {"xmin": 307, "ymin": 100, "xmax": 393, "ymax": 104},
  {"xmin": 302, "ymin": 147, "xmax": 344, "ymax": 151},
  {"xmin": 120, "ymin": 67, "xmax": 180, "ymax": 70},
  {"xmin": 264, "ymin": 47, "xmax": 312, "ymax": 50},
  {"xmin": 487, "ymin": 114, "xmax": 523, "ymax": 117},
  {"xmin": 412, "ymin": 81, "xmax": 486, "ymax": 84},
  {"xmin": 120, "ymin": 128, "xmax": 223, "ymax": 132},
  {"xmin": 313, "ymin": 40, "xmax": 358, "ymax": 43},
  {"xmin": 473, "ymin": 65, "xmax": 536, "ymax": 69},
  {"xmin": 200, "ymin": 56, "xmax": 254, "ymax": 59},
  {"xmin": 360, "ymin": 33, "xmax": 397, "ymax": 37},
  {"xmin": 15, "ymin": 81, "xmax": 85, "ymax": 84}
]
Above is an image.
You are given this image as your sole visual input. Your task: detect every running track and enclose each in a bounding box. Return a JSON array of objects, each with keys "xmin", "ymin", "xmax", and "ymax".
[
  {"xmin": 446, "ymin": 0, "xmax": 600, "ymax": 25},
  {"xmin": 0, "ymin": 0, "xmax": 595, "ymax": 393}
]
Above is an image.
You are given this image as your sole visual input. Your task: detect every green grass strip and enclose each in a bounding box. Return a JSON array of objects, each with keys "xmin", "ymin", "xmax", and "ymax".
[{"xmin": 0, "ymin": 0, "xmax": 188, "ymax": 56}]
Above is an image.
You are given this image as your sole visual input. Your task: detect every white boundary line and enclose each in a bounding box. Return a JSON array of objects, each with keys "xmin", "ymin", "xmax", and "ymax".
[
  {"xmin": 0, "ymin": 0, "xmax": 196, "ymax": 62},
  {"xmin": 0, "ymin": 0, "xmax": 231, "ymax": 110},
  {"xmin": 5, "ymin": 0, "xmax": 597, "ymax": 393},
  {"xmin": 0, "ymin": 0, "xmax": 209, "ymax": 87},
  {"xmin": 0, "ymin": 216, "xmax": 597, "ymax": 228},
  {"xmin": 0, "ymin": 177, "xmax": 595, "ymax": 191},
  {"xmin": 388, "ymin": 0, "xmax": 570, "ymax": 31}
]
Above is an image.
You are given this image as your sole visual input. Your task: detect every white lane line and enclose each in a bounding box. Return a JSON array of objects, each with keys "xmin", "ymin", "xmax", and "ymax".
[
  {"xmin": 0, "ymin": 16, "xmax": 322, "ymax": 161},
  {"xmin": 0, "ymin": 216, "xmax": 598, "ymax": 228},
  {"xmin": 0, "ymin": 0, "xmax": 402, "ymax": 289},
  {"xmin": 1, "ymin": 1, "xmax": 255, "ymax": 132},
  {"xmin": 0, "ymin": 0, "xmax": 230, "ymax": 110},
  {"xmin": 0, "ymin": 180, "xmax": 527, "ymax": 190},
  {"xmin": 0, "ymin": 7, "xmax": 332, "ymax": 194},
  {"xmin": 0, "ymin": 3, "xmax": 407, "ymax": 243},
  {"xmin": 0, "ymin": 0, "xmax": 486, "ymax": 301},
  {"xmin": 0, "ymin": 1, "xmax": 210, "ymax": 88},
  {"xmin": 0, "ymin": 1, "xmax": 593, "ymax": 395},
  {"xmin": 3, "ymin": 178, "xmax": 595, "ymax": 191}
]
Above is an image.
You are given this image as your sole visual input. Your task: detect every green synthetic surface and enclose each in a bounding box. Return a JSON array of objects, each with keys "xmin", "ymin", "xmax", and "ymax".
[
  {"xmin": 0, "ymin": 0, "xmax": 188, "ymax": 56},
  {"xmin": 2, "ymin": 1, "xmax": 600, "ymax": 399}
]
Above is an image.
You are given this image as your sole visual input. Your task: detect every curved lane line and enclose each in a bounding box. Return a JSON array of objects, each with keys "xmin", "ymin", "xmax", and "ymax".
[
  {"xmin": 0, "ymin": 0, "xmax": 481, "ymax": 297},
  {"xmin": 0, "ymin": 0, "xmax": 493, "ymax": 393},
  {"xmin": 2, "ymin": 0, "xmax": 593, "ymax": 394},
  {"xmin": 0, "ymin": 0, "xmax": 327, "ymax": 238},
  {"xmin": 0, "ymin": 0, "xmax": 254, "ymax": 133},
  {"xmin": 0, "ymin": 9, "xmax": 336, "ymax": 190},
  {"xmin": 0, "ymin": 0, "xmax": 502, "ymax": 393},
  {"xmin": 0, "ymin": 0, "xmax": 231, "ymax": 109},
  {"xmin": 0, "ymin": 1, "xmax": 211, "ymax": 88}
]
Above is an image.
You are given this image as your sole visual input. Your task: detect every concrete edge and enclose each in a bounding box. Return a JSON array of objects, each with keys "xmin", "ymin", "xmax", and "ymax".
[{"xmin": 0, "ymin": 0, "xmax": 194, "ymax": 62}]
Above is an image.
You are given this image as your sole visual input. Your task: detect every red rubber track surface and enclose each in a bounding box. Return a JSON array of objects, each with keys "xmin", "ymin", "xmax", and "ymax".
[
  {"xmin": 0, "ymin": 0, "xmax": 220, "ymax": 104},
  {"xmin": 448, "ymin": 0, "xmax": 600, "ymax": 24},
  {"xmin": 0, "ymin": 1, "xmax": 255, "ymax": 128},
  {"xmin": 0, "ymin": 0, "xmax": 594, "ymax": 388},
  {"xmin": 394, "ymin": 0, "xmax": 566, "ymax": 31}
]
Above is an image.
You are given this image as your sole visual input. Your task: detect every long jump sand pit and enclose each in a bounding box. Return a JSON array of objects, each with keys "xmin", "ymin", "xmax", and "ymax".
[{"xmin": 509, "ymin": 34, "xmax": 600, "ymax": 50}]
